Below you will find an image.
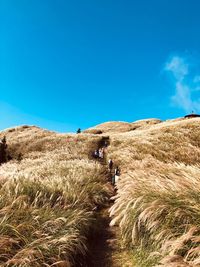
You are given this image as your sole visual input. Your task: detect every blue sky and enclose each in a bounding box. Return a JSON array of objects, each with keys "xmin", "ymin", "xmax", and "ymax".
[{"xmin": 1, "ymin": 0, "xmax": 200, "ymax": 132}]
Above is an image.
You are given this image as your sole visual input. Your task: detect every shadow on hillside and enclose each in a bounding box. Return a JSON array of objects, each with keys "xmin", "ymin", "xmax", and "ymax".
[{"xmin": 76, "ymin": 212, "xmax": 115, "ymax": 267}]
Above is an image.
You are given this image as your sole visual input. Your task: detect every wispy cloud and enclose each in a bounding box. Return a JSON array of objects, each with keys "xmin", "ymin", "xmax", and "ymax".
[{"xmin": 164, "ymin": 54, "xmax": 200, "ymax": 113}]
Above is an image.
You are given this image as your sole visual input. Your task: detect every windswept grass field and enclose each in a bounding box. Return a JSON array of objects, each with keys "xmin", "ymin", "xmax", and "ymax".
[
  {"xmin": 0, "ymin": 126, "xmax": 111, "ymax": 267},
  {"xmin": 1, "ymin": 118, "xmax": 200, "ymax": 267},
  {"xmin": 105, "ymin": 118, "xmax": 200, "ymax": 267}
]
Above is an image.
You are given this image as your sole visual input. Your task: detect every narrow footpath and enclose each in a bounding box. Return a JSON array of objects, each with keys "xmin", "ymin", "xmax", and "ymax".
[
  {"xmin": 75, "ymin": 136, "xmax": 133, "ymax": 266},
  {"xmin": 83, "ymin": 137, "xmax": 121, "ymax": 267},
  {"xmin": 85, "ymin": 205, "xmax": 118, "ymax": 267}
]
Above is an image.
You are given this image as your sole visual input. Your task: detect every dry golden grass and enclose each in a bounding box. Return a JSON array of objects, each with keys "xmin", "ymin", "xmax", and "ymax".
[
  {"xmin": 1, "ymin": 117, "xmax": 200, "ymax": 267},
  {"xmin": 106, "ymin": 118, "xmax": 200, "ymax": 267},
  {"xmin": 0, "ymin": 126, "xmax": 111, "ymax": 266},
  {"xmin": 84, "ymin": 118, "xmax": 161, "ymax": 134}
]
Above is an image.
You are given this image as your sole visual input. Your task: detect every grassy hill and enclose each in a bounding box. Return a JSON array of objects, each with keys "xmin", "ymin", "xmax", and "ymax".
[
  {"xmin": 0, "ymin": 118, "xmax": 200, "ymax": 266},
  {"xmin": 0, "ymin": 126, "xmax": 112, "ymax": 266},
  {"xmin": 106, "ymin": 118, "xmax": 200, "ymax": 267}
]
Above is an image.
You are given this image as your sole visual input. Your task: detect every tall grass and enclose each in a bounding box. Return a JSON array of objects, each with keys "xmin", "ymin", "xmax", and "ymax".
[
  {"xmin": 107, "ymin": 118, "xmax": 200, "ymax": 267},
  {"xmin": 0, "ymin": 126, "xmax": 111, "ymax": 266}
]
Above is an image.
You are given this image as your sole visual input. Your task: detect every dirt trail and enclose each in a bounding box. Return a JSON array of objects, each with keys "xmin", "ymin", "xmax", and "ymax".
[
  {"xmin": 76, "ymin": 136, "xmax": 133, "ymax": 267},
  {"xmin": 85, "ymin": 206, "xmax": 119, "ymax": 267},
  {"xmin": 83, "ymin": 137, "xmax": 121, "ymax": 267}
]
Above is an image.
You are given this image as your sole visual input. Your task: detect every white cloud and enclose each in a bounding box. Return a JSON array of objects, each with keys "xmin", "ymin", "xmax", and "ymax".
[
  {"xmin": 171, "ymin": 82, "xmax": 193, "ymax": 111},
  {"xmin": 165, "ymin": 56, "xmax": 188, "ymax": 81},
  {"xmin": 165, "ymin": 55, "xmax": 200, "ymax": 113}
]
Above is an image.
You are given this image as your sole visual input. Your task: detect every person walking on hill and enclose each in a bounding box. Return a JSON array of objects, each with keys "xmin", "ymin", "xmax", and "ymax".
[
  {"xmin": 114, "ymin": 166, "xmax": 120, "ymax": 184},
  {"xmin": 99, "ymin": 148, "xmax": 104, "ymax": 159},
  {"xmin": 104, "ymin": 140, "xmax": 108, "ymax": 147},
  {"xmin": 108, "ymin": 159, "xmax": 113, "ymax": 172},
  {"xmin": 0, "ymin": 136, "xmax": 7, "ymax": 164},
  {"xmin": 111, "ymin": 175, "xmax": 115, "ymax": 185},
  {"xmin": 76, "ymin": 128, "xmax": 81, "ymax": 134},
  {"xmin": 93, "ymin": 150, "xmax": 99, "ymax": 158},
  {"xmin": 115, "ymin": 166, "xmax": 120, "ymax": 176}
]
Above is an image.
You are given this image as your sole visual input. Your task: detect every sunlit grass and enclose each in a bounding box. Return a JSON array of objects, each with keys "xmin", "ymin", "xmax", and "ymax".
[
  {"xmin": 108, "ymin": 118, "xmax": 200, "ymax": 267},
  {"xmin": 0, "ymin": 126, "xmax": 111, "ymax": 266}
]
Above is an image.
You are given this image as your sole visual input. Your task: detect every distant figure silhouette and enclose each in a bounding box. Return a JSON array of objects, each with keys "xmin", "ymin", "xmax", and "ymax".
[
  {"xmin": 0, "ymin": 136, "xmax": 7, "ymax": 164},
  {"xmin": 108, "ymin": 159, "xmax": 113, "ymax": 172},
  {"xmin": 104, "ymin": 140, "xmax": 108, "ymax": 147},
  {"xmin": 77, "ymin": 128, "xmax": 81, "ymax": 134},
  {"xmin": 111, "ymin": 175, "xmax": 115, "ymax": 185},
  {"xmin": 114, "ymin": 166, "xmax": 120, "ymax": 184},
  {"xmin": 99, "ymin": 148, "xmax": 104, "ymax": 159},
  {"xmin": 93, "ymin": 150, "xmax": 99, "ymax": 158}
]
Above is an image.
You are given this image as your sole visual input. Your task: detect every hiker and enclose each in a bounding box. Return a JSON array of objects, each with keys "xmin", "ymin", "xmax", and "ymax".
[
  {"xmin": 0, "ymin": 136, "xmax": 7, "ymax": 164},
  {"xmin": 104, "ymin": 140, "xmax": 108, "ymax": 147},
  {"xmin": 93, "ymin": 150, "xmax": 99, "ymax": 158},
  {"xmin": 111, "ymin": 175, "xmax": 115, "ymax": 185},
  {"xmin": 76, "ymin": 128, "xmax": 81, "ymax": 134},
  {"xmin": 114, "ymin": 166, "xmax": 120, "ymax": 184},
  {"xmin": 99, "ymin": 148, "xmax": 104, "ymax": 159},
  {"xmin": 98, "ymin": 148, "xmax": 102, "ymax": 158},
  {"xmin": 115, "ymin": 166, "xmax": 120, "ymax": 176},
  {"xmin": 108, "ymin": 159, "xmax": 113, "ymax": 172}
]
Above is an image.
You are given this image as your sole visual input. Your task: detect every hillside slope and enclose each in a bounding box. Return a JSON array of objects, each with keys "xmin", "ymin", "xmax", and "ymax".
[
  {"xmin": 0, "ymin": 126, "xmax": 112, "ymax": 266},
  {"xmin": 0, "ymin": 118, "xmax": 200, "ymax": 267},
  {"xmin": 84, "ymin": 118, "xmax": 162, "ymax": 134},
  {"xmin": 105, "ymin": 118, "xmax": 200, "ymax": 267}
]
